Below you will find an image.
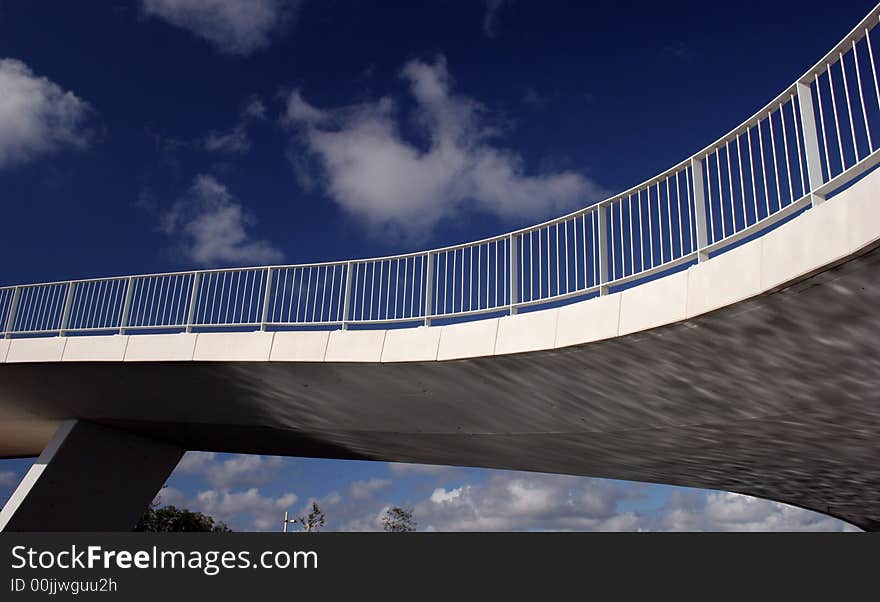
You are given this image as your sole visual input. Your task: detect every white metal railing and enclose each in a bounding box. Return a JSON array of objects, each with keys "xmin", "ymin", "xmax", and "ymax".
[{"xmin": 5, "ymin": 5, "xmax": 880, "ymax": 339}]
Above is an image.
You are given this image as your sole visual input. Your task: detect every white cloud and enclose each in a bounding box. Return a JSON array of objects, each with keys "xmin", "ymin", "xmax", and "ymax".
[
  {"xmin": 203, "ymin": 96, "xmax": 266, "ymax": 153},
  {"xmin": 242, "ymin": 97, "xmax": 267, "ymax": 120},
  {"xmin": 0, "ymin": 59, "xmax": 92, "ymax": 168},
  {"xmin": 154, "ymin": 485, "xmax": 188, "ymax": 507},
  {"xmin": 0, "ymin": 470, "xmax": 19, "ymax": 487},
  {"xmin": 174, "ymin": 451, "xmax": 283, "ymax": 489},
  {"xmin": 196, "ymin": 488, "xmax": 297, "ymax": 530},
  {"xmin": 429, "ymin": 487, "xmax": 463, "ymax": 504},
  {"xmin": 157, "ymin": 486, "xmax": 298, "ymax": 531},
  {"xmin": 160, "ymin": 455, "xmax": 860, "ymax": 532},
  {"xmin": 415, "ymin": 473, "xmax": 641, "ymax": 532},
  {"xmin": 162, "ymin": 453, "xmax": 295, "ymax": 530},
  {"xmin": 348, "ymin": 478, "xmax": 392, "ymax": 499},
  {"xmin": 339, "ymin": 509, "xmax": 386, "ymax": 532},
  {"xmin": 204, "ymin": 126, "xmax": 250, "ymax": 153},
  {"xmin": 390, "ymin": 472, "xmax": 858, "ymax": 532},
  {"xmin": 142, "ymin": 0, "xmax": 298, "ymax": 55},
  {"xmin": 656, "ymin": 490, "xmax": 859, "ymax": 532},
  {"xmin": 161, "ymin": 174, "xmax": 284, "ymax": 266},
  {"xmin": 388, "ymin": 462, "xmax": 457, "ymax": 476},
  {"xmin": 175, "ymin": 451, "xmax": 218, "ymax": 473},
  {"xmin": 284, "ymin": 56, "xmax": 604, "ymax": 239}
]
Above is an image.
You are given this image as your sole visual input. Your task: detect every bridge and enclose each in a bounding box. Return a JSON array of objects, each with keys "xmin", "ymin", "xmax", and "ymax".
[{"xmin": 3, "ymin": 6, "xmax": 880, "ymax": 532}]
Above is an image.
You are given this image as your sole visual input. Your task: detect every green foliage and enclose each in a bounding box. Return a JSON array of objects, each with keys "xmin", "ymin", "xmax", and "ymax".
[
  {"xmin": 292, "ymin": 502, "xmax": 326, "ymax": 532},
  {"xmin": 381, "ymin": 506, "xmax": 417, "ymax": 532},
  {"xmin": 135, "ymin": 501, "xmax": 231, "ymax": 532}
]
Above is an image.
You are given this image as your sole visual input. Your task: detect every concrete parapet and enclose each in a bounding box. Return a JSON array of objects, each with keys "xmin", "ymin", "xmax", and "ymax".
[{"xmin": 124, "ymin": 333, "xmax": 197, "ymax": 362}]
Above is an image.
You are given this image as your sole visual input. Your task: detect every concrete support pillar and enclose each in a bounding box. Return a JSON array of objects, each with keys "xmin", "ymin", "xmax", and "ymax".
[{"xmin": 0, "ymin": 420, "xmax": 183, "ymax": 532}]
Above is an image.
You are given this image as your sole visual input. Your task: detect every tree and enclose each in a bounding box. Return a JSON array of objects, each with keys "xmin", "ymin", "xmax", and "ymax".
[
  {"xmin": 135, "ymin": 502, "xmax": 231, "ymax": 532},
  {"xmin": 381, "ymin": 506, "xmax": 416, "ymax": 532},
  {"xmin": 292, "ymin": 502, "xmax": 325, "ymax": 532}
]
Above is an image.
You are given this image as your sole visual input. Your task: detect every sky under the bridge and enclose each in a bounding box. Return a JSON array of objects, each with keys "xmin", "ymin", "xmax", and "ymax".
[{"xmin": 0, "ymin": 0, "xmax": 871, "ymax": 531}]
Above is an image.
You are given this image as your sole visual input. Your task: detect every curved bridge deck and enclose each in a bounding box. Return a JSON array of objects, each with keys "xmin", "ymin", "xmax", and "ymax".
[{"xmin": 2, "ymin": 167, "xmax": 880, "ymax": 530}]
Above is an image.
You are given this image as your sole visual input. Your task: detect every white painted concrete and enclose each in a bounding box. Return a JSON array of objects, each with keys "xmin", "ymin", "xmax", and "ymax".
[
  {"xmin": 760, "ymin": 197, "xmax": 852, "ymax": 291},
  {"xmin": 325, "ymin": 329, "xmax": 386, "ymax": 362},
  {"xmin": 62, "ymin": 335, "xmax": 129, "ymax": 362},
  {"xmin": 193, "ymin": 331, "xmax": 274, "ymax": 362},
  {"xmin": 618, "ymin": 270, "xmax": 689, "ymax": 336},
  {"xmin": 6, "ymin": 337, "xmax": 66, "ymax": 363},
  {"xmin": 495, "ymin": 310, "xmax": 558, "ymax": 355},
  {"xmin": 123, "ymin": 333, "xmax": 197, "ymax": 362},
  {"xmin": 845, "ymin": 168, "xmax": 880, "ymax": 252},
  {"xmin": 0, "ymin": 420, "xmax": 183, "ymax": 532},
  {"xmin": 554, "ymin": 293, "xmax": 621, "ymax": 348},
  {"xmin": 0, "ymin": 339, "xmax": 10, "ymax": 363},
  {"xmin": 0, "ymin": 421, "xmax": 75, "ymax": 531},
  {"xmin": 437, "ymin": 318, "xmax": 499, "ymax": 361},
  {"xmin": 381, "ymin": 327, "xmax": 441, "ymax": 363},
  {"xmin": 270, "ymin": 331, "xmax": 330, "ymax": 362},
  {"xmin": 687, "ymin": 241, "xmax": 763, "ymax": 318}
]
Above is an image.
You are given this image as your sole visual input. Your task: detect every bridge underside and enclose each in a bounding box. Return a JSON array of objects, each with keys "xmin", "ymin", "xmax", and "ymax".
[{"xmin": 1, "ymin": 245, "xmax": 879, "ymax": 530}]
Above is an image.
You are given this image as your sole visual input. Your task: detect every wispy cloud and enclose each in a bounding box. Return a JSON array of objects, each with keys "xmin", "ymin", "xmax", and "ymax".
[
  {"xmin": 483, "ymin": 0, "xmax": 510, "ymax": 39},
  {"xmin": 656, "ymin": 490, "xmax": 858, "ymax": 532},
  {"xmin": 347, "ymin": 478, "xmax": 391, "ymax": 500},
  {"xmin": 164, "ymin": 453, "xmax": 295, "ymax": 530},
  {"xmin": 0, "ymin": 58, "xmax": 93, "ymax": 168},
  {"xmin": 176, "ymin": 451, "xmax": 283, "ymax": 489},
  {"xmin": 141, "ymin": 0, "xmax": 301, "ymax": 55},
  {"xmin": 284, "ymin": 56, "xmax": 604, "ymax": 240},
  {"xmin": 0, "ymin": 470, "xmax": 19, "ymax": 487},
  {"xmin": 203, "ymin": 96, "xmax": 266, "ymax": 153},
  {"xmin": 204, "ymin": 127, "xmax": 250, "ymax": 153},
  {"xmin": 388, "ymin": 462, "xmax": 456, "ymax": 476},
  {"xmin": 415, "ymin": 473, "xmax": 643, "ymax": 531},
  {"xmin": 158, "ymin": 174, "xmax": 284, "ymax": 267},
  {"xmin": 658, "ymin": 41, "xmax": 694, "ymax": 64},
  {"xmin": 158, "ymin": 486, "xmax": 298, "ymax": 531},
  {"xmin": 409, "ymin": 473, "xmax": 858, "ymax": 532},
  {"xmin": 522, "ymin": 87, "xmax": 549, "ymax": 107}
]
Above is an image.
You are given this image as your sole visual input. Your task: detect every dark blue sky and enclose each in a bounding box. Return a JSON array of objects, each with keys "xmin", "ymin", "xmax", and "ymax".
[
  {"xmin": 1, "ymin": 0, "xmax": 875, "ymax": 284},
  {"xmin": 0, "ymin": 0, "xmax": 871, "ymax": 530}
]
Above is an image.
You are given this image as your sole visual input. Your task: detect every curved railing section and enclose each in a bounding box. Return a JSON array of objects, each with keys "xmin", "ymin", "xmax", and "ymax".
[{"xmin": 4, "ymin": 5, "xmax": 880, "ymax": 338}]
